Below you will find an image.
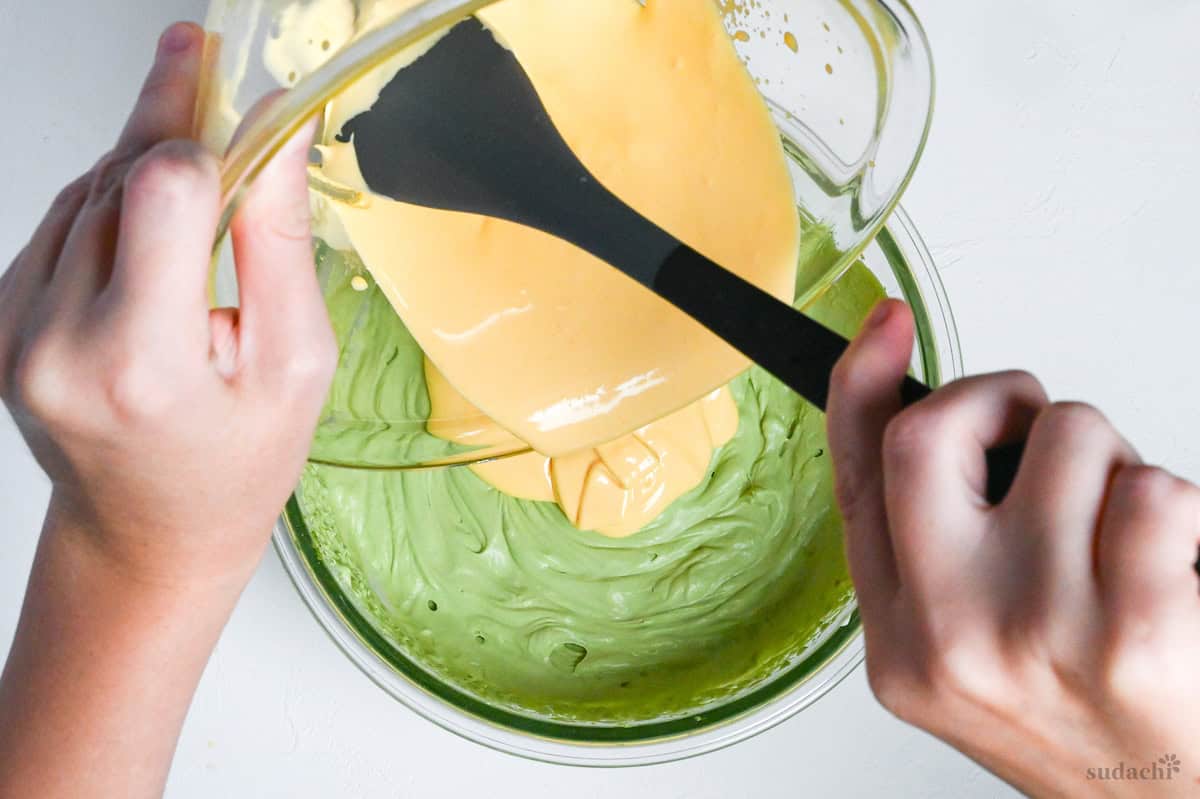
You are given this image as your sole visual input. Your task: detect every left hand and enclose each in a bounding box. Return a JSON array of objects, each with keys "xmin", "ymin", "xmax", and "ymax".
[{"xmin": 0, "ymin": 21, "xmax": 336, "ymax": 589}]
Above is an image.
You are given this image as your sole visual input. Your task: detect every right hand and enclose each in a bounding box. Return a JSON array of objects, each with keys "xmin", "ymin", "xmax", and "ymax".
[{"xmin": 827, "ymin": 299, "xmax": 1200, "ymax": 797}]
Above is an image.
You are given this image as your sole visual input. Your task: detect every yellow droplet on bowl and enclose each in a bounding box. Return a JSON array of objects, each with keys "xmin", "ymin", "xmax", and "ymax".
[{"xmin": 783, "ymin": 31, "xmax": 798, "ymax": 52}]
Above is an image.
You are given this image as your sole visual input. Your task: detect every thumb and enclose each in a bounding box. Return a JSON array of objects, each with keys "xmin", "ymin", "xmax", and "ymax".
[{"xmin": 826, "ymin": 299, "xmax": 914, "ymax": 616}]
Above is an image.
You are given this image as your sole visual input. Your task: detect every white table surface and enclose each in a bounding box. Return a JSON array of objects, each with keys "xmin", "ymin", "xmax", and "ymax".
[{"xmin": 3, "ymin": 1, "xmax": 1196, "ymax": 796}]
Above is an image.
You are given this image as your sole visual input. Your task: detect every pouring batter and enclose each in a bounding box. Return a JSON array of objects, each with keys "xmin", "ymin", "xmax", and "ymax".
[{"xmin": 267, "ymin": 0, "xmax": 801, "ymax": 534}]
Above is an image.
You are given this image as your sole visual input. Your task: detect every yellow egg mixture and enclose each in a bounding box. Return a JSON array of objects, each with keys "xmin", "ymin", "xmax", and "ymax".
[{"xmin": 266, "ymin": 0, "xmax": 799, "ymax": 536}]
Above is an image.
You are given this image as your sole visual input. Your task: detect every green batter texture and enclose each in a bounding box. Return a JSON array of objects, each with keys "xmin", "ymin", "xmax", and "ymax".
[{"xmin": 297, "ymin": 244, "xmax": 885, "ymax": 724}]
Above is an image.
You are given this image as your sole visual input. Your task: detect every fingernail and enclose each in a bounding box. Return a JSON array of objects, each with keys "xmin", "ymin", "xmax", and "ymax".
[
  {"xmin": 865, "ymin": 301, "xmax": 893, "ymax": 330},
  {"xmin": 158, "ymin": 22, "xmax": 197, "ymax": 58}
]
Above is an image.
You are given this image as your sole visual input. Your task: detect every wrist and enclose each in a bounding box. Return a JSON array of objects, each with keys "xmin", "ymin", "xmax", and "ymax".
[
  {"xmin": 44, "ymin": 488, "xmax": 268, "ymax": 600},
  {"xmin": 0, "ymin": 502, "xmax": 245, "ymax": 799}
]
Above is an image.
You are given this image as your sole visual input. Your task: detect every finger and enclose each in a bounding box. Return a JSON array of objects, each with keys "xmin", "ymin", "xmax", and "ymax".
[
  {"xmin": 1002, "ymin": 402, "xmax": 1140, "ymax": 618},
  {"xmin": 888, "ymin": 371, "xmax": 1048, "ymax": 509},
  {"xmin": 1097, "ymin": 465, "xmax": 1200, "ymax": 630},
  {"xmin": 827, "ymin": 299, "xmax": 913, "ymax": 618},
  {"xmin": 229, "ymin": 116, "xmax": 329, "ymax": 369},
  {"xmin": 1006, "ymin": 402, "xmax": 1140, "ymax": 558},
  {"xmin": 7, "ymin": 172, "xmax": 94, "ymax": 295},
  {"xmin": 0, "ymin": 174, "xmax": 93, "ymax": 387},
  {"xmin": 49, "ymin": 23, "xmax": 205, "ymax": 313},
  {"xmin": 105, "ymin": 140, "xmax": 221, "ymax": 338},
  {"xmin": 117, "ymin": 22, "xmax": 205, "ymax": 154},
  {"xmin": 882, "ymin": 371, "xmax": 1048, "ymax": 596},
  {"xmin": 45, "ymin": 189, "xmax": 123, "ymax": 316}
]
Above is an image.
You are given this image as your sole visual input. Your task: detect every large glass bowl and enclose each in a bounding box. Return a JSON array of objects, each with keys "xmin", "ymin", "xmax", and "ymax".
[
  {"xmin": 197, "ymin": 0, "xmax": 935, "ymax": 470},
  {"xmin": 272, "ymin": 205, "xmax": 960, "ymax": 766},
  {"xmin": 196, "ymin": 0, "xmax": 944, "ymax": 766}
]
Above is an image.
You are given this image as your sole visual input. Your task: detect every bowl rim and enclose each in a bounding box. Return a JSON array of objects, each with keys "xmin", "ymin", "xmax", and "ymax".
[{"xmin": 270, "ymin": 205, "xmax": 962, "ymax": 767}]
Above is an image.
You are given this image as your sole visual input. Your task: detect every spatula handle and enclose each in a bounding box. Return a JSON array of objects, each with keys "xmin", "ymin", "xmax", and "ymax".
[{"xmin": 654, "ymin": 244, "xmax": 1023, "ymax": 503}]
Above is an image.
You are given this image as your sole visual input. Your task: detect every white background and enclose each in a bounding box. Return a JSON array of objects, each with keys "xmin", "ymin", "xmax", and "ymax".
[{"xmin": 2, "ymin": 1, "xmax": 1195, "ymax": 796}]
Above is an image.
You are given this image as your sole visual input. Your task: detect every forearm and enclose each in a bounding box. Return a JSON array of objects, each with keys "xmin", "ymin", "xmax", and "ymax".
[{"xmin": 0, "ymin": 502, "xmax": 248, "ymax": 799}]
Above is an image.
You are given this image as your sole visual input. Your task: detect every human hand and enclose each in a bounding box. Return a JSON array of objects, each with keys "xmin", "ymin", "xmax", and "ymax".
[
  {"xmin": 0, "ymin": 25, "xmax": 336, "ymax": 798},
  {"xmin": 827, "ymin": 299, "xmax": 1200, "ymax": 798},
  {"xmin": 0, "ymin": 21, "xmax": 336, "ymax": 591}
]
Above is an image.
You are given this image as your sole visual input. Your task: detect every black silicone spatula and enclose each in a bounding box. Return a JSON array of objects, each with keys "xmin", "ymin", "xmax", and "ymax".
[{"xmin": 337, "ymin": 17, "xmax": 1023, "ymax": 502}]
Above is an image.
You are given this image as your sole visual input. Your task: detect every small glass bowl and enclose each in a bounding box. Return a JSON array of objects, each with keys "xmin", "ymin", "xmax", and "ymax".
[
  {"xmin": 197, "ymin": 0, "xmax": 935, "ymax": 470},
  {"xmin": 271, "ymin": 205, "xmax": 960, "ymax": 766}
]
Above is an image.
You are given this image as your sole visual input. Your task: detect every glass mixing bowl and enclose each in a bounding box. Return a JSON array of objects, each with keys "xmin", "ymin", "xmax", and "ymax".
[
  {"xmin": 272, "ymin": 205, "xmax": 959, "ymax": 766},
  {"xmin": 193, "ymin": 0, "xmax": 944, "ymax": 766},
  {"xmin": 196, "ymin": 0, "xmax": 934, "ymax": 469}
]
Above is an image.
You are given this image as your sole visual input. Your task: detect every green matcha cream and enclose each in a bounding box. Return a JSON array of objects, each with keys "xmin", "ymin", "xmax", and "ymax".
[{"xmin": 295, "ymin": 244, "xmax": 883, "ymax": 724}]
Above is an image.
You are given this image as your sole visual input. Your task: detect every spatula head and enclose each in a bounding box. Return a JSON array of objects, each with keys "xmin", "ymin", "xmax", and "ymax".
[{"xmin": 339, "ymin": 16, "xmax": 676, "ymax": 279}]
